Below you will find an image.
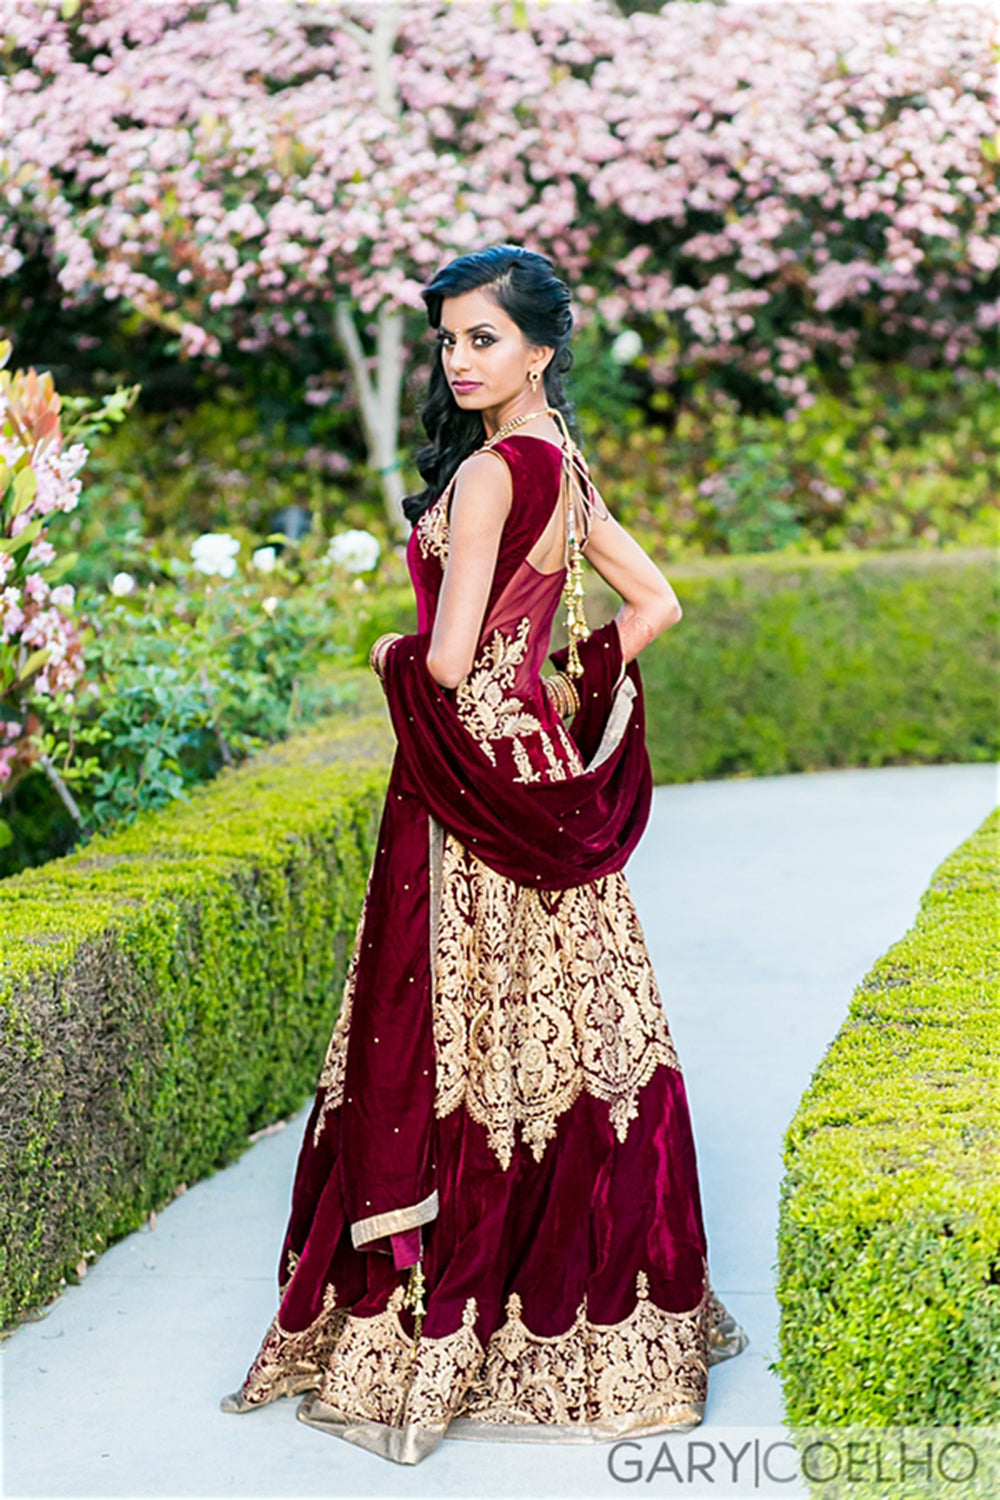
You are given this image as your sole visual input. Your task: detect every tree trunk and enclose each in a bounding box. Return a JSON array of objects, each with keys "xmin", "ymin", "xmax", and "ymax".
[
  {"xmin": 335, "ymin": 300, "xmax": 408, "ymax": 536},
  {"xmin": 337, "ymin": 3, "xmax": 409, "ymax": 537}
]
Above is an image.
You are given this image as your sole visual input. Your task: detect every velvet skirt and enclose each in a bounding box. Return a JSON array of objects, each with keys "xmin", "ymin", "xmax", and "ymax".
[{"xmin": 224, "ymin": 827, "xmax": 748, "ymax": 1464}]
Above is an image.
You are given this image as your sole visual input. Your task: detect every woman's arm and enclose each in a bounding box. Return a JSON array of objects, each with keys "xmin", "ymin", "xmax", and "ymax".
[
  {"xmin": 425, "ymin": 451, "xmax": 512, "ymax": 689},
  {"xmin": 581, "ymin": 491, "xmax": 682, "ymax": 665}
]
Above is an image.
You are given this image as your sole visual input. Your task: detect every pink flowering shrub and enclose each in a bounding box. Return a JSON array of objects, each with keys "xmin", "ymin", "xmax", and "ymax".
[
  {"xmin": 0, "ymin": 343, "xmax": 89, "ymax": 799},
  {"xmin": 0, "ymin": 341, "xmax": 136, "ymax": 855},
  {"xmin": 1, "ymin": 0, "xmax": 995, "ymax": 415}
]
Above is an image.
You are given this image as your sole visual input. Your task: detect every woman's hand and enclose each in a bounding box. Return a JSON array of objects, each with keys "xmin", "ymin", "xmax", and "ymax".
[{"xmin": 425, "ymin": 450, "xmax": 512, "ymax": 689}]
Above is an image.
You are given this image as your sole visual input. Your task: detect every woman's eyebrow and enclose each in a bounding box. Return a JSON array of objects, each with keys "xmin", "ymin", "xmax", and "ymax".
[{"xmin": 437, "ymin": 321, "xmax": 500, "ymax": 335}]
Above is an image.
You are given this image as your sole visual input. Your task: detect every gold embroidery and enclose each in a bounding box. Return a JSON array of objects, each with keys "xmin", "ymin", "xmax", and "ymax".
[
  {"xmin": 279, "ymin": 1246, "xmax": 301, "ymax": 1293},
  {"xmin": 234, "ymin": 1271, "xmax": 744, "ymax": 1431},
  {"xmin": 312, "ymin": 1287, "xmax": 483, "ymax": 1431},
  {"xmin": 433, "ymin": 833, "xmax": 681, "ymax": 1169},
  {"xmin": 455, "ymin": 1268, "xmax": 710, "ymax": 1431},
  {"xmin": 312, "ymin": 886, "xmax": 369, "ymax": 1145},
  {"xmin": 235, "ymin": 1283, "xmax": 345, "ymax": 1407},
  {"xmin": 555, "ymin": 713, "xmax": 586, "ymax": 773},
  {"xmin": 415, "ymin": 487, "xmax": 450, "ymax": 566},
  {"xmin": 454, "ymin": 616, "xmax": 572, "ymax": 785}
]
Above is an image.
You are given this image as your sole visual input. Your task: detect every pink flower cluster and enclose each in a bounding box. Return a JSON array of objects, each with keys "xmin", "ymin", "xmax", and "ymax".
[{"xmin": 2, "ymin": 0, "xmax": 995, "ymax": 398}]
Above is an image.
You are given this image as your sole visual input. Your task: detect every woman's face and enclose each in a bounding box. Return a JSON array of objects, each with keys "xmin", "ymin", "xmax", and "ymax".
[{"xmin": 437, "ymin": 288, "xmax": 551, "ymax": 415}]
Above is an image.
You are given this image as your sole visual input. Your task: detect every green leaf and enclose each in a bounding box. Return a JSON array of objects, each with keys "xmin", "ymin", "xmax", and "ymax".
[
  {"xmin": 17, "ymin": 645, "xmax": 52, "ymax": 682},
  {"xmin": 11, "ymin": 466, "xmax": 37, "ymax": 517},
  {"xmin": 0, "ymin": 518, "xmax": 43, "ymax": 554},
  {"xmin": 0, "ymin": 817, "xmax": 13, "ymax": 850}
]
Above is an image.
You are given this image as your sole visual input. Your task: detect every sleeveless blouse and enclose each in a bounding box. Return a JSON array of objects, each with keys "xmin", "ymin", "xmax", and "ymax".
[{"xmin": 408, "ymin": 435, "xmax": 586, "ymax": 784}]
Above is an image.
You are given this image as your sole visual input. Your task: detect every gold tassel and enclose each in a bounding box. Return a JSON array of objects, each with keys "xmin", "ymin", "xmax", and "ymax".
[
  {"xmin": 402, "ymin": 1258, "xmax": 426, "ymax": 1353},
  {"xmin": 551, "ymin": 409, "xmax": 590, "ymax": 678}
]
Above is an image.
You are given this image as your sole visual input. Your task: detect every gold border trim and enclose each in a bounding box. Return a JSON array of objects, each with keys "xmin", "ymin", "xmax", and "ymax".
[
  {"xmin": 585, "ymin": 676, "xmax": 637, "ymax": 772},
  {"xmin": 445, "ymin": 1401, "xmax": 706, "ymax": 1444},
  {"xmin": 297, "ymin": 1395, "xmax": 446, "ymax": 1464},
  {"xmin": 350, "ymin": 1189, "xmax": 440, "ymax": 1249}
]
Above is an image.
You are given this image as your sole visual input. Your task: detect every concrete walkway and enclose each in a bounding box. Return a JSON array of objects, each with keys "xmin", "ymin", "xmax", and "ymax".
[{"xmin": 2, "ymin": 762, "xmax": 995, "ymax": 1500}]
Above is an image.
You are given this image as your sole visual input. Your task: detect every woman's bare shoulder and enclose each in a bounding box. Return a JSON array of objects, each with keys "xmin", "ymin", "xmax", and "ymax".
[{"xmin": 451, "ymin": 447, "xmax": 514, "ymax": 515}]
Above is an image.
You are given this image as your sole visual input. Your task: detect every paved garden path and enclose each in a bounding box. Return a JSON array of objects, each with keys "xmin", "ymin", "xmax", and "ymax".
[{"xmin": 2, "ymin": 762, "xmax": 995, "ymax": 1500}]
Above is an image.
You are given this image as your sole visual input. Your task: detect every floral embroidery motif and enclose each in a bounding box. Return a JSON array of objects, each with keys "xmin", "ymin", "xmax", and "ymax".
[
  {"xmin": 415, "ymin": 488, "xmax": 451, "ymax": 566},
  {"xmin": 456, "ymin": 1268, "xmax": 710, "ymax": 1430},
  {"xmin": 237, "ymin": 1282, "xmax": 345, "ymax": 1406},
  {"xmin": 315, "ymin": 1287, "xmax": 483, "ymax": 1431},
  {"xmin": 455, "ymin": 616, "xmax": 575, "ymax": 784},
  {"xmin": 235, "ymin": 1266, "xmax": 742, "ymax": 1429},
  {"xmin": 280, "ymin": 1247, "xmax": 301, "ymax": 1292},
  {"xmin": 433, "ymin": 833, "xmax": 681, "ymax": 1169}
]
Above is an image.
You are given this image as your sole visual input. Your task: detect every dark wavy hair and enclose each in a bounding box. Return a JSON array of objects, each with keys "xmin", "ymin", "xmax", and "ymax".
[{"xmin": 403, "ymin": 244, "xmax": 577, "ymax": 524}]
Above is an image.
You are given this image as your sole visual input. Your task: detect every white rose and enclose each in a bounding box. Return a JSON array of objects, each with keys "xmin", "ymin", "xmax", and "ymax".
[
  {"xmin": 261, "ymin": 596, "xmax": 278, "ymax": 616},
  {"xmin": 190, "ymin": 532, "xmax": 240, "ymax": 578},
  {"xmin": 325, "ymin": 529, "xmax": 380, "ymax": 574},
  {"xmin": 110, "ymin": 572, "xmax": 136, "ymax": 596},
  {"xmin": 610, "ymin": 329, "xmax": 643, "ymax": 365},
  {"xmin": 251, "ymin": 545, "xmax": 277, "ymax": 573}
]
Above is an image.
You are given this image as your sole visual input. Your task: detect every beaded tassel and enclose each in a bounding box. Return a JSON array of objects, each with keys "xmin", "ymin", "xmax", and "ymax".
[
  {"xmin": 402, "ymin": 1258, "xmax": 427, "ymax": 1353},
  {"xmin": 483, "ymin": 404, "xmax": 591, "ymax": 678},
  {"xmin": 552, "ymin": 411, "xmax": 590, "ymax": 678}
]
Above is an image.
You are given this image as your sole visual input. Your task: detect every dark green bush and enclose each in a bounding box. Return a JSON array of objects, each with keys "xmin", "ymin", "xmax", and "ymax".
[
  {"xmin": 580, "ymin": 364, "xmax": 999, "ymax": 558},
  {"xmin": 775, "ymin": 806, "xmax": 1000, "ymax": 1429},
  {"xmin": 51, "ymin": 360, "xmax": 1000, "ymax": 567},
  {"xmin": 634, "ymin": 547, "xmax": 998, "ymax": 782}
]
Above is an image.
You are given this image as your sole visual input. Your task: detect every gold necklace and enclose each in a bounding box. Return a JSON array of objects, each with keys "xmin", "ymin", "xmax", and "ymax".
[{"xmin": 482, "ymin": 405, "xmax": 558, "ymax": 448}]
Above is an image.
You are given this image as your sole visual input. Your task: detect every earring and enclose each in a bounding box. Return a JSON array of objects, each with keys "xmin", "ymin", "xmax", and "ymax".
[{"xmin": 528, "ymin": 369, "xmax": 541, "ymax": 392}]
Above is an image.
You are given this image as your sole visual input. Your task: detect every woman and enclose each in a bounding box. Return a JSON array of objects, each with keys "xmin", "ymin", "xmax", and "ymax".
[{"xmin": 220, "ymin": 244, "xmax": 747, "ymax": 1464}]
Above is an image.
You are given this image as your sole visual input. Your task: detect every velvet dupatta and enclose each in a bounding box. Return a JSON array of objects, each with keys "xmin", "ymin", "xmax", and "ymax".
[{"xmin": 339, "ymin": 618, "xmax": 653, "ymax": 1264}]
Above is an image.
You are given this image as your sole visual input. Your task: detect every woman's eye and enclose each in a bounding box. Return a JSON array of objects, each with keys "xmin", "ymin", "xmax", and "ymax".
[{"xmin": 436, "ymin": 334, "xmax": 494, "ymax": 350}]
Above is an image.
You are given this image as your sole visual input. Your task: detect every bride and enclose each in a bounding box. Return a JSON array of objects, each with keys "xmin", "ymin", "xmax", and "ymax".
[{"xmin": 220, "ymin": 242, "xmax": 747, "ymax": 1464}]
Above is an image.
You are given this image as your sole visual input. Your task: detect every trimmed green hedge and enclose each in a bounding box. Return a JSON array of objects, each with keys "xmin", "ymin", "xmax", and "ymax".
[
  {"xmin": 775, "ymin": 806, "xmax": 1000, "ymax": 1427},
  {"xmin": 634, "ymin": 545, "xmax": 998, "ymax": 782},
  {"xmin": 0, "ymin": 699, "xmax": 393, "ymax": 1330}
]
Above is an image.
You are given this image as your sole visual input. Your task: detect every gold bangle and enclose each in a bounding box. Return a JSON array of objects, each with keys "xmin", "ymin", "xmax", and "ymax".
[
  {"xmin": 369, "ymin": 632, "xmax": 402, "ymax": 680},
  {"xmin": 543, "ymin": 670, "xmax": 580, "ymax": 719}
]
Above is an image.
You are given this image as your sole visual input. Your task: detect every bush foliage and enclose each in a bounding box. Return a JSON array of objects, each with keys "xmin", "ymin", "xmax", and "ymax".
[
  {"xmin": 633, "ymin": 547, "xmax": 998, "ymax": 783},
  {"xmin": 0, "ymin": 700, "xmax": 392, "ymax": 1330},
  {"xmin": 775, "ymin": 806, "xmax": 1000, "ymax": 1428},
  {"xmin": 51, "ymin": 361, "xmax": 1000, "ymax": 564}
]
